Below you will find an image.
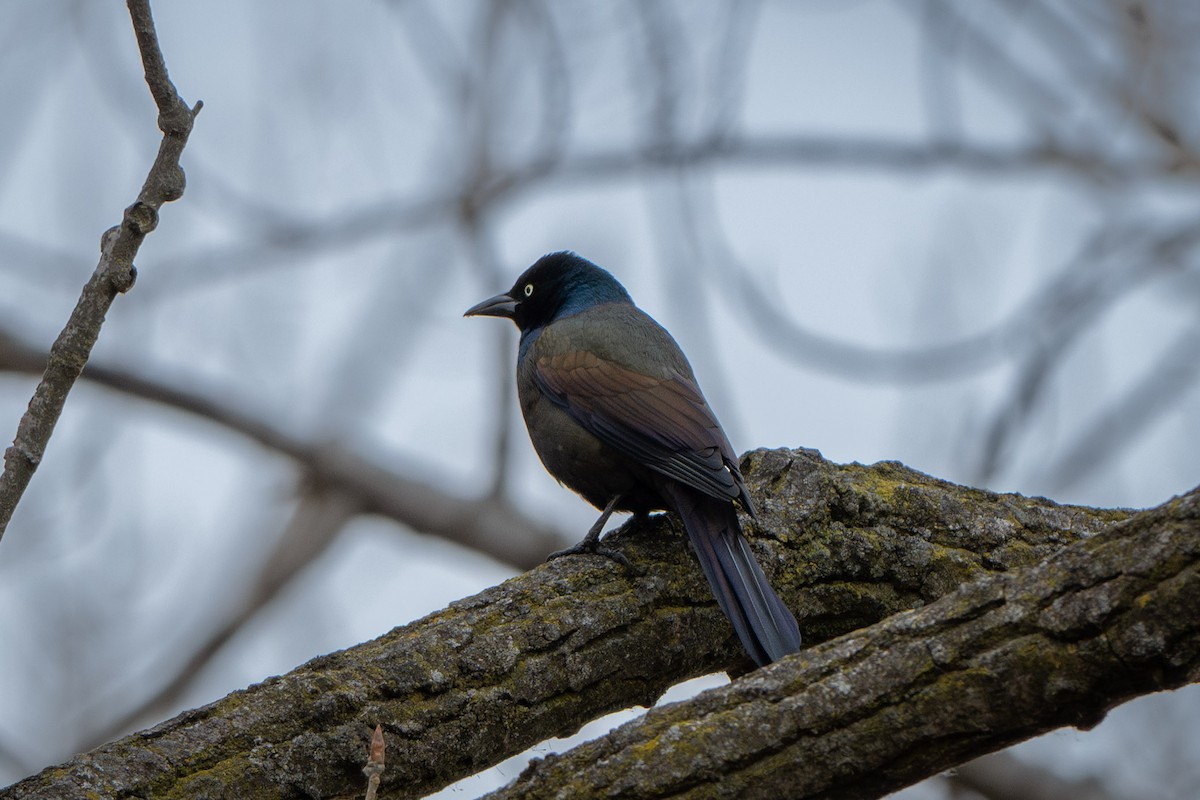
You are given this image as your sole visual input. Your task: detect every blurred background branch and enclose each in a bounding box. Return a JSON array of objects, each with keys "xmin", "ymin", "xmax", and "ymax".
[
  {"xmin": 948, "ymin": 751, "xmax": 1126, "ymax": 800},
  {"xmin": 1, "ymin": 2, "xmax": 1198, "ymax": 798}
]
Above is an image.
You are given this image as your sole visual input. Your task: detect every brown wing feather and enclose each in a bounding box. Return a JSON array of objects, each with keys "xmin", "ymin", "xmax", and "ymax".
[{"xmin": 534, "ymin": 350, "xmax": 746, "ymax": 504}]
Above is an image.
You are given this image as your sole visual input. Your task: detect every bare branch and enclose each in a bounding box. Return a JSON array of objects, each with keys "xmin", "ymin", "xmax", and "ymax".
[
  {"xmin": 950, "ymin": 751, "xmax": 1125, "ymax": 800},
  {"xmin": 1004, "ymin": 0, "xmax": 1190, "ymax": 158},
  {"xmin": 704, "ymin": 0, "xmax": 761, "ymax": 141},
  {"xmin": 135, "ymin": 131, "xmax": 1183, "ymax": 300},
  {"xmin": 910, "ymin": 0, "xmax": 1069, "ymax": 134},
  {"xmin": 971, "ymin": 220, "xmax": 1200, "ymax": 483},
  {"xmin": 0, "ymin": 326, "xmax": 563, "ymax": 569},
  {"xmin": 0, "ymin": 0, "xmax": 200, "ymax": 541},
  {"xmin": 1045, "ymin": 324, "xmax": 1200, "ymax": 494},
  {"xmin": 462, "ymin": 218, "xmax": 520, "ymax": 500},
  {"xmin": 87, "ymin": 482, "xmax": 362, "ymax": 748},
  {"xmin": 0, "ymin": 449, "xmax": 1136, "ymax": 799},
  {"xmin": 725, "ymin": 216, "xmax": 1200, "ymax": 387},
  {"xmin": 485, "ymin": 482, "xmax": 1198, "ymax": 800}
]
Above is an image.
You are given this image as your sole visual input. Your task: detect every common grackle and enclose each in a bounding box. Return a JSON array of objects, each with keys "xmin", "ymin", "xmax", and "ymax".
[{"xmin": 465, "ymin": 251, "xmax": 801, "ymax": 666}]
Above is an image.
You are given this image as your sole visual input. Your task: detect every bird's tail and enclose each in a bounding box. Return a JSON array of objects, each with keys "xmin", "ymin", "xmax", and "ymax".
[{"xmin": 662, "ymin": 484, "xmax": 802, "ymax": 666}]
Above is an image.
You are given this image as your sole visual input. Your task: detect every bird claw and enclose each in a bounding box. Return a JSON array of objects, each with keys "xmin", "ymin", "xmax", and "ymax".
[
  {"xmin": 547, "ymin": 539, "xmax": 640, "ymax": 574},
  {"xmin": 545, "ymin": 493, "xmax": 642, "ymax": 574}
]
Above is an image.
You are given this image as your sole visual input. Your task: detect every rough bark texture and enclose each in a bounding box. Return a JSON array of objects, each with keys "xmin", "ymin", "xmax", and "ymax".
[
  {"xmin": 487, "ymin": 474, "xmax": 1199, "ymax": 799},
  {"xmin": 0, "ymin": 449, "xmax": 1148, "ymax": 799}
]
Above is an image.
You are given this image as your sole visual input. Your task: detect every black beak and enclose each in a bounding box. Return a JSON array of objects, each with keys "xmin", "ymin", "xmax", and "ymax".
[{"xmin": 464, "ymin": 292, "xmax": 518, "ymax": 319}]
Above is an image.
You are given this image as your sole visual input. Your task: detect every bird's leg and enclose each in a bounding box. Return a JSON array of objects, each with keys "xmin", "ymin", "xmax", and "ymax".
[{"xmin": 547, "ymin": 494, "xmax": 634, "ymax": 570}]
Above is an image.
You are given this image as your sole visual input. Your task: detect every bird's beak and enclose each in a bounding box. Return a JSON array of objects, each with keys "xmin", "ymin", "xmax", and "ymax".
[{"xmin": 464, "ymin": 292, "xmax": 518, "ymax": 319}]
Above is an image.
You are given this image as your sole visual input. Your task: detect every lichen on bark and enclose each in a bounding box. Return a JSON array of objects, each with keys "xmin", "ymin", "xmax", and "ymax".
[{"xmin": 4, "ymin": 448, "xmax": 1173, "ymax": 800}]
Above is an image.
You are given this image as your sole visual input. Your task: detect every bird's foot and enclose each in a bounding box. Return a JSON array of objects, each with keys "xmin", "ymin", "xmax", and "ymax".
[
  {"xmin": 546, "ymin": 494, "xmax": 642, "ymax": 574},
  {"xmin": 547, "ymin": 536, "xmax": 638, "ymax": 574}
]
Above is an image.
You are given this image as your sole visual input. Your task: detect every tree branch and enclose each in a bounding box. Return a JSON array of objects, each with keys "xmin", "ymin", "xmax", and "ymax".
[
  {"xmin": 950, "ymin": 751, "xmax": 1125, "ymax": 800},
  {"xmin": 86, "ymin": 481, "xmax": 364, "ymax": 749},
  {"xmin": 134, "ymin": 129, "xmax": 1187, "ymax": 300},
  {"xmin": 0, "ymin": 0, "xmax": 200, "ymax": 541},
  {"xmin": 486, "ymin": 481, "xmax": 1198, "ymax": 800},
  {"xmin": 0, "ymin": 325, "xmax": 562, "ymax": 570},
  {"xmin": 0, "ymin": 448, "xmax": 1135, "ymax": 799}
]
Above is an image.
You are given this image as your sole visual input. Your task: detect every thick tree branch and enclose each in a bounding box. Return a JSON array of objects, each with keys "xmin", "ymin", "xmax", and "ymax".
[
  {"xmin": 487, "ymin": 481, "xmax": 1198, "ymax": 799},
  {"xmin": 0, "ymin": 0, "xmax": 199, "ymax": 541},
  {"xmin": 0, "ymin": 449, "xmax": 1136, "ymax": 799}
]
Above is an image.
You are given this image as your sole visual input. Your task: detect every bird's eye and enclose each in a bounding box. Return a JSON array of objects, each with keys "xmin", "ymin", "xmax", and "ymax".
[{"xmin": 523, "ymin": 283, "xmax": 534, "ymax": 297}]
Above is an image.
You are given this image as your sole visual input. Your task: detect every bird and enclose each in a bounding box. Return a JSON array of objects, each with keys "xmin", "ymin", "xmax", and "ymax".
[{"xmin": 465, "ymin": 251, "xmax": 801, "ymax": 666}]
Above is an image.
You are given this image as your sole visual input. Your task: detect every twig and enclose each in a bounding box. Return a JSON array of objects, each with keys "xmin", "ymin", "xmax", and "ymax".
[
  {"xmin": 0, "ymin": 0, "xmax": 200, "ymax": 541},
  {"xmin": 363, "ymin": 724, "xmax": 386, "ymax": 800}
]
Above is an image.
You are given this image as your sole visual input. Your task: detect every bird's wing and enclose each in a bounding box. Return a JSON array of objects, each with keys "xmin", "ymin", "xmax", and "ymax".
[{"xmin": 533, "ymin": 348, "xmax": 749, "ymax": 506}]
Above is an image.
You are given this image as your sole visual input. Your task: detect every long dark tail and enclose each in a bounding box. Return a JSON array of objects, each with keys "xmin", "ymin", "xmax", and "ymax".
[{"xmin": 662, "ymin": 484, "xmax": 801, "ymax": 666}]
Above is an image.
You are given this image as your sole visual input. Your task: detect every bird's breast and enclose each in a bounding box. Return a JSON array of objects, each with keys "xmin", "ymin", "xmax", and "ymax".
[{"xmin": 516, "ymin": 351, "xmax": 661, "ymax": 513}]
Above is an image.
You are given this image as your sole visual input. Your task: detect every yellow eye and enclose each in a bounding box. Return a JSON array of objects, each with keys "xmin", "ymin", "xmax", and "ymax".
[{"xmin": 524, "ymin": 283, "xmax": 534, "ymax": 297}]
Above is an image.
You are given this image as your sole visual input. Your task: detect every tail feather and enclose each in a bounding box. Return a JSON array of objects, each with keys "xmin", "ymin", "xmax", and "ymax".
[{"xmin": 663, "ymin": 484, "xmax": 801, "ymax": 666}]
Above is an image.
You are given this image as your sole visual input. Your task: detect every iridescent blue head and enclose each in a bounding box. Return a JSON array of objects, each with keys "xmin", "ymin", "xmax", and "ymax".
[{"xmin": 464, "ymin": 251, "xmax": 633, "ymax": 332}]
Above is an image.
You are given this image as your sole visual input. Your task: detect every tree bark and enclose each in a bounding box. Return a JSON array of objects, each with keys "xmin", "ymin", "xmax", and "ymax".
[
  {"xmin": 485, "ymin": 469, "xmax": 1198, "ymax": 799},
  {"xmin": 3, "ymin": 448, "xmax": 1172, "ymax": 800}
]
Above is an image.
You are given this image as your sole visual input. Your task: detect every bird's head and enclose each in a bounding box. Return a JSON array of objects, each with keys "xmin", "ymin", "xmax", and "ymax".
[{"xmin": 464, "ymin": 251, "xmax": 632, "ymax": 332}]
